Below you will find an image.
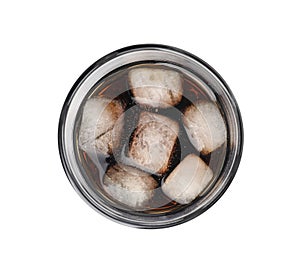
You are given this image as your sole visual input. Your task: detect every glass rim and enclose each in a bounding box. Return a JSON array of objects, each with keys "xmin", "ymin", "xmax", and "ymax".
[{"xmin": 58, "ymin": 44, "xmax": 244, "ymax": 229}]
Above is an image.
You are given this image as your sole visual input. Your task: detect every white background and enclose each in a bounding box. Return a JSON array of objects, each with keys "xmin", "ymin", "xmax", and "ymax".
[{"xmin": 1, "ymin": 1, "xmax": 299, "ymax": 274}]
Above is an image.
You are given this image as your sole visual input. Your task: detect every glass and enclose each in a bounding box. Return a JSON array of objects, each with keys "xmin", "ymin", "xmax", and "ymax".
[{"xmin": 58, "ymin": 44, "xmax": 243, "ymax": 228}]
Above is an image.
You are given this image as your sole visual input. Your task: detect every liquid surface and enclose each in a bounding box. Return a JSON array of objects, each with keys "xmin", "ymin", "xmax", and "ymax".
[{"xmin": 75, "ymin": 63, "xmax": 227, "ymax": 214}]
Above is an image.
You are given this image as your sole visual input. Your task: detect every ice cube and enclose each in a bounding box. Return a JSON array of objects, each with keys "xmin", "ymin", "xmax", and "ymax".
[
  {"xmin": 103, "ymin": 164, "xmax": 158, "ymax": 209},
  {"xmin": 183, "ymin": 101, "xmax": 227, "ymax": 154},
  {"xmin": 162, "ymin": 154, "xmax": 213, "ymax": 204},
  {"xmin": 78, "ymin": 97, "xmax": 124, "ymax": 155},
  {"xmin": 128, "ymin": 111, "xmax": 179, "ymax": 174},
  {"xmin": 128, "ymin": 68, "xmax": 183, "ymax": 108}
]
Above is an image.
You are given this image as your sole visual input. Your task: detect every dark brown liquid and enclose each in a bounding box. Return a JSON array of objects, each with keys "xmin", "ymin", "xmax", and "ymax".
[{"xmin": 75, "ymin": 63, "xmax": 227, "ymax": 214}]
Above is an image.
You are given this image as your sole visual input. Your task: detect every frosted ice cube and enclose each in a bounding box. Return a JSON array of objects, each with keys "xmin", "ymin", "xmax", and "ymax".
[
  {"xmin": 183, "ymin": 101, "xmax": 227, "ymax": 154},
  {"xmin": 103, "ymin": 164, "xmax": 158, "ymax": 209},
  {"xmin": 128, "ymin": 111, "xmax": 179, "ymax": 174},
  {"xmin": 162, "ymin": 154, "xmax": 213, "ymax": 204},
  {"xmin": 128, "ymin": 68, "xmax": 183, "ymax": 108},
  {"xmin": 78, "ymin": 97, "xmax": 124, "ymax": 155}
]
